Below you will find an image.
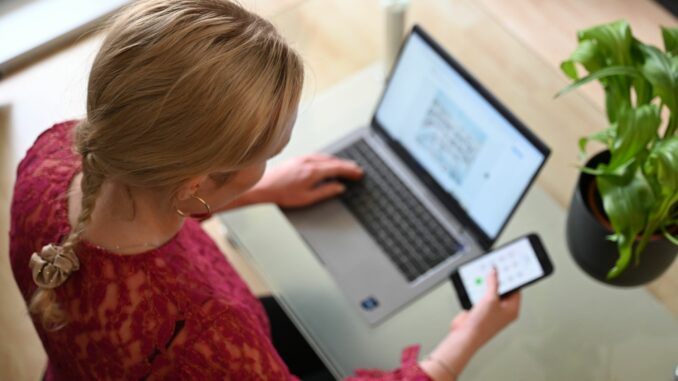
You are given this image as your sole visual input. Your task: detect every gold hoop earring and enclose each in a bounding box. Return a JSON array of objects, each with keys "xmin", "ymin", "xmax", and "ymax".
[{"xmin": 175, "ymin": 195, "xmax": 212, "ymax": 220}]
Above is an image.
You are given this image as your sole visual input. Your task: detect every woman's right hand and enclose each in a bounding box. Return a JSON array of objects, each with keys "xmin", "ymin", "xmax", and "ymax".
[
  {"xmin": 420, "ymin": 268, "xmax": 521, "ymax": 381},
  {"xmin": 451, "ymin": 267, "xmax": 521, "ymax": 347}
]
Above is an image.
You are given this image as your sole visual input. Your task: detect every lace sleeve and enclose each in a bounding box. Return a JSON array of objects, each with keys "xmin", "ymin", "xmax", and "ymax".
[
  {"xmin": 161, "ymin": 303, "xmax": 430, "ymax": 381},
  {"xmin": 344, "ymin": 345, "xmax": 432, "ymax": 381},
  {"xmin": 158, "ymin": 306, "xmax": 300, "ymax": 381}
]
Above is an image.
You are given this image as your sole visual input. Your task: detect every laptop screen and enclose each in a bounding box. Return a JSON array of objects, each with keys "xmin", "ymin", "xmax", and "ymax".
[{"xmin": 375, "ymin": 29, "xmax": 547, "ymax": 241}]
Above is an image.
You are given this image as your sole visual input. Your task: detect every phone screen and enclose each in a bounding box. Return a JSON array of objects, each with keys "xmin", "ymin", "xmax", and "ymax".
[{"xmin": 458, "ymin": 236, "xmax": 544, "ymax": 306}]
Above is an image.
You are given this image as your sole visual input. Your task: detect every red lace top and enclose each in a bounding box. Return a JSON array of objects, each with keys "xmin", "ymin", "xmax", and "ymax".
[{"xmin": 9, "ymin": 121, "xmax": 432, "ymax": 381}]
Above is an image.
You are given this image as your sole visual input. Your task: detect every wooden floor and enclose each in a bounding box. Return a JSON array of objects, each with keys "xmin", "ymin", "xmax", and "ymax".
[{"xmin": 0, "ymin": 1, "xmax": 675, "ymax": 380}]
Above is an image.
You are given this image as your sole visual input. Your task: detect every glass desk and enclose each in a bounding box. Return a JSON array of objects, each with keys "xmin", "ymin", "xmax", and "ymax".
[{"xmin": 219, "ymin": 64, "xmax": 678, "ymax": 381}]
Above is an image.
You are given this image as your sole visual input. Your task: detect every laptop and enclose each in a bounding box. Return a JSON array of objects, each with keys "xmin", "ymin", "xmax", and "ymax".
[{"xmin": 284, "ymin": 25, "xmax": 550, "ymax": 325}]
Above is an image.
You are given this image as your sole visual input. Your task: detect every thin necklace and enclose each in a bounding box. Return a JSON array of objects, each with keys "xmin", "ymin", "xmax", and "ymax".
[
  {"xmin": 113, "ymin": 242, "xmax": 162, "ymax": 251},
  {"xmin": 94, "ymin": 241, "xmax": 162, "ymax": 252}
]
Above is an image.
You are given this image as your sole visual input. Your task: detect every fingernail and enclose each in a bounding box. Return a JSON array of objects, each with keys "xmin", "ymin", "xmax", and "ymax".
[{"xmin": 337, "ymin": 184, "xmax": 346, "ymax": 192}]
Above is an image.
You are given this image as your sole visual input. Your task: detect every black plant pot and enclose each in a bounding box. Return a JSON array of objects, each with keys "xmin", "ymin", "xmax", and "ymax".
[{"xmin": 566, "ymin": 151, "xmax": 678, "ymax": 287}]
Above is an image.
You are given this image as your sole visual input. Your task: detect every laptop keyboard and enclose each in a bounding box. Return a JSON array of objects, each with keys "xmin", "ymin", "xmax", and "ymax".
[{"xmin": 336, "ymin": 139, "xmax": 462, "ymax": 282}]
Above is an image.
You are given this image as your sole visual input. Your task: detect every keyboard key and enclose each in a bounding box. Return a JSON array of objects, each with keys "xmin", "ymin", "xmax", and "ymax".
[{"xmin": 336, "ymin": 139, "xmax": 461, "ymax": 281}]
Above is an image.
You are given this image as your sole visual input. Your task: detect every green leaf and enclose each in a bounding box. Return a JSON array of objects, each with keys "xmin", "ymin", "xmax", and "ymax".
[
  {"xmin": 661, "ymin": 26, "xmax": 678, "ymax": 56},
  {"xmin": 644, "ymin": 137, "xmax": 678, "ymax": 198},
  {"xmin": 597, "ymin": 170, "xmax": 656, "ymax": 278},
  {"xmin": 607, "ymin": 238, "xmax": 633, "ymax": 279},
  {"xmin": 561, "ymin": 61, "xmax": 578, "ymax": 81},
  {"xmin": 608, "ymin": 104, "xmax": 660, "ymax": 170},
  {"xmin": 638, "ymin": 44, "xmax": 678, "ymax": 118},
  {"xmin": 578, "ymin": 127, "xmax": 615, "ymax": 158},
  {"xmin": 561, "ymin": 40, "xmax": 601, "ymax": 80},
  {"xmin": 579, "ymin": 165, "xmax": 606, "ymax": 176},
  {"xmin": 597, "ymin": 157, "xmax": 637, "ymax": 179},
  {"xmin": 555, "ymin": 66, "xmax": 641, "ymax": 98},
  {"xmin": 604, "ymin": 83, "xmax": 630, "ymax": 123},
  {"xmin": 630, "ymin": 39, "xmax": 654, "ymax": 106},
  {"xmin": 598, "ymin": 169, "xmax": 655, "ymax": 234},
  {"xmin": 574, "ymin": 21, "xmax": 635, "ymax": 122},
  {"xmin": 632, "ymin": 76, "xmax": 653, "ymax": 106},
  {"xmin": 661, "ymin": 226, "xmax": 678, "ymax": 246},
  {"xmin": 578, "ymin": 20, "xmax": 634, "ymax": 66}
]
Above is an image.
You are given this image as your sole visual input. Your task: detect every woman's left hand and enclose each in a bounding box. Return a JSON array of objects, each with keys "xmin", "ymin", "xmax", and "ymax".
[{"xmin": 252, "ymin": 154, "xmax": 364, "ymax": 208}]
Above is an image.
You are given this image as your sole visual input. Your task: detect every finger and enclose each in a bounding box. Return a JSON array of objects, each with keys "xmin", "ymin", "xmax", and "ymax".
[
  {"xmin": 324, "ymin": 156, "xmax": 363, "ymax": 171},
  {"xmin": 305, "ymin": 155, "xmax": 363, "ymax": 175},
  {"xmin": 305, "ymin": 181, "xmax": 346, "ymax": 203},
  {"xmin": 310, "ymin": 161, "xmax": 364, "ymax": 182},
  {"xmin": 482, "ymin": 267, "xmax": 499, "ymax": 301},
  {"xmin": 502, "ymin": 290, "xmax": 522, "ymax": 316},
  {"xmin": 329, "ymin": 157, "xmax": 362, "ymax": 170},
  {"xmin": 306, "ymin": 153, "xmax": 337, "ymax": 162},
  {"xmin": 502, "ymin": 289, "xmax": 520, "ymax": 304},
  {"xmin": 308, "ymin": 154, "xmax": 361, "ymax": 168}
]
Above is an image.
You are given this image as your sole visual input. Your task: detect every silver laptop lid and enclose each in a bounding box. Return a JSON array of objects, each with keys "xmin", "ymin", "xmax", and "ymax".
[{"xmin": 371, "ymin": 25, "xmax": 550, "ymax": 248}]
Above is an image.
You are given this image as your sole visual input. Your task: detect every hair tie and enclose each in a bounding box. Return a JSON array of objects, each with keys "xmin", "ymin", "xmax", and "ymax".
[{"xmin": 29, "ymin": 244, "xmax": 80, "ymax": 289}]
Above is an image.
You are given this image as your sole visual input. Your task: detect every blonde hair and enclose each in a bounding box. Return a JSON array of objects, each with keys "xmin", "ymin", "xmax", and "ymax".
[{"xmin": 29, "ymin": 0, "xmax": 303, "ymax": 331}]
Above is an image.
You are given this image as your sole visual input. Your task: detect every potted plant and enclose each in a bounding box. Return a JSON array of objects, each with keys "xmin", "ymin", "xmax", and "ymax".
[{"xmin": 558, "ymin": 20, "xmax": 678, "ymax": 286}]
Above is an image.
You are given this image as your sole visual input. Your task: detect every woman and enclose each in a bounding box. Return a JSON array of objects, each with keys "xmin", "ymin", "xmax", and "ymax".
[{"xmin": 9, "ymin": 1, "xmax": 520, "ymax": 380}]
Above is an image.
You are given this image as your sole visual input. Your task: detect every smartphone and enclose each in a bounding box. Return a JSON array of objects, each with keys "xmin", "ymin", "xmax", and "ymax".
[{"xmin": 450, "ymin": 233, "xmax": 554, "ymax": 309}]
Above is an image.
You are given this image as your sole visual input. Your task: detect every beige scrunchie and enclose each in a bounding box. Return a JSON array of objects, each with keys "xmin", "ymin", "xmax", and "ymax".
[{"xmin": 29, "ymin": 244, "xmax": 80, "ymax": 289}]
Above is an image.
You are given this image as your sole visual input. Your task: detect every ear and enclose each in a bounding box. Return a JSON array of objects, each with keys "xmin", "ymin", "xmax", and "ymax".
[{"xmin": 175, "ymin": 174, "xmax": 209, "ymax": 201}]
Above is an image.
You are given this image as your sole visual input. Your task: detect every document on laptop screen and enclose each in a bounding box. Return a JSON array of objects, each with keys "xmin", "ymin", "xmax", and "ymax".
[{"xmin": 376, "ymin": 32, "xmax": 545, "ymax": 239}]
